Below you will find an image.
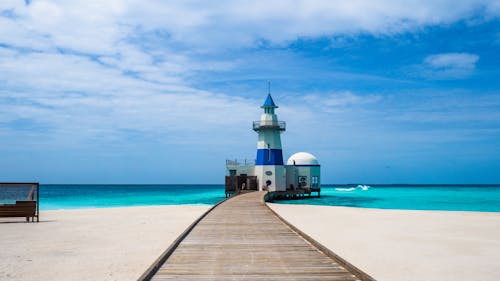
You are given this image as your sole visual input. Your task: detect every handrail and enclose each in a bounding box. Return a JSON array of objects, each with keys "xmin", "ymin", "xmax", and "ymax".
[
  {"xmin": 252, "ymin": 120, "xmax": 286, "ymax": 131},
  {"xmin": 226, "ymin": 159, "xmax": 255, "ymax": 166}
]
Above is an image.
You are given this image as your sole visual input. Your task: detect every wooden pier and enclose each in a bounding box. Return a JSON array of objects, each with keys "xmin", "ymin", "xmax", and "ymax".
[{"xmin": 140, "ymin": 191, "xmax": 374, "ymax": 281}]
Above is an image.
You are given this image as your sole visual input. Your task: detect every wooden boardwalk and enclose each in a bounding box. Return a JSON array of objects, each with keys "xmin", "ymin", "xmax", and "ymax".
[{"xmin": 145, "ymin": 191, "xmax": 371, "ymax": 281}]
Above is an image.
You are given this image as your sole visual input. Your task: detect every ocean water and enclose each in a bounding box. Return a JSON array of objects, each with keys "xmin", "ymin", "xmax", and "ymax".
[
  {"xmin": 278, "ymin": 184, "xmax": 500, "ymax": 212},
  {"xmin": 2, "ymin": 184, "xmax": 500, "ymax": 212},
  {"xmin": 37, "ymin": 184, "xmax": 225, "ymax": 210}
]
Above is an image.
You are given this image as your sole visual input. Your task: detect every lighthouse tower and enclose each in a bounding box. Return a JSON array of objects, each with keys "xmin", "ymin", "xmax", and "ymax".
[{"xmin": 253, "ymin": 94, "xmax": 286, "ymax": 191}]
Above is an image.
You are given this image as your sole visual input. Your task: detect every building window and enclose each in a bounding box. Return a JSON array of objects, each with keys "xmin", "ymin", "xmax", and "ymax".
[
  {"xmin": 311, "ymin": 176, "xmax": 319, "ymax": 188},
  {"xmin": 298, "ymin": 176, "xmax": 307, "ymax": 188}
]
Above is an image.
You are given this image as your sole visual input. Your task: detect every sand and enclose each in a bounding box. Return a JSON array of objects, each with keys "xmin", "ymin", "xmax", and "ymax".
[
  {"xmin": 268, "ymin": 203, "xmax": 500, "ymax": 281},
  {"xmin": 2, "ymin": 203, "xmax": 500, "ymax": 281},
  {"xmin": 0, "ymin": 205, "xmax": 209, "ymax": 281}
]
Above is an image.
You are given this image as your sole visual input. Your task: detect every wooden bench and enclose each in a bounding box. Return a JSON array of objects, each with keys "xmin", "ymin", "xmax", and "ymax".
[{"xmin": 0, "ymin": 200, "xmax": 37, "ymax": 222}]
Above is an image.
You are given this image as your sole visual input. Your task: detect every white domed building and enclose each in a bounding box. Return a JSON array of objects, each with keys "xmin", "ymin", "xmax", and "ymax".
[
  {"xmin": 225, "ymin": 94, "xmax": 321, "ymax": 197},
  {"xmin": 285, "ymin": 152, "xmax": 321, "ymax": 190}
]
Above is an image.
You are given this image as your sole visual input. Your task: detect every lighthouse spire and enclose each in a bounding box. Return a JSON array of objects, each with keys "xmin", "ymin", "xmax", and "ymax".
[{"xmin": 261, "ymin": 82, "xmax": 278, "ymax": 114}]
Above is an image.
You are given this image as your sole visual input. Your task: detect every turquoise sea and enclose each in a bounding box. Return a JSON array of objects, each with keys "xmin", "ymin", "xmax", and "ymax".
[
  {"xmin": 37, "ymin": 185, "xmax": 226, "ymax": 210},
  {"xmin": 2, "ymin": 184, "xmax": 500, "ymax": 212},
  {"xmin": 279, "ymin": 184, "xmax": 500, "ymax": 212}
]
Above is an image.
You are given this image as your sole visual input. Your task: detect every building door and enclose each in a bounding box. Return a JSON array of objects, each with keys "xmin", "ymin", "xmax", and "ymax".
[{"xmin": 238, "ymin": 174, "xmax": 248, "ymax": 191}]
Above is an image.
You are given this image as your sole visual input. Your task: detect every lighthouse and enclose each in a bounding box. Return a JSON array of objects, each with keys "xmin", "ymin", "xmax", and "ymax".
[
  {"xmin": 252, "ymin": 94, "xmax": 286, "ymax": 191},
  {"xmin": 225, "ymin": 91, "xmax": 321, "ymax": 197}
]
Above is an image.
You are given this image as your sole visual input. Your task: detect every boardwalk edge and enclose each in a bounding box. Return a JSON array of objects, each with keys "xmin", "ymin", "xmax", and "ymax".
[
  {"xmin": 137, "ymin": 198, "xmax": 227, "ymax": 281},
  {"xmin": 263, "ymin": 191, "xmax": 377, "ymax": 281}
]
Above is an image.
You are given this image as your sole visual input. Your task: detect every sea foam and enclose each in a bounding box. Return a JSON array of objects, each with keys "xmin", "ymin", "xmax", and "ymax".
[{"xmin": 335, "ymin": 185, "xmax": 371, "ymax": 192}]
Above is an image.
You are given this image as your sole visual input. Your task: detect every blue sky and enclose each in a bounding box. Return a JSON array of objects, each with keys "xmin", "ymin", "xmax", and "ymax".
[{"xmin": 1, "ymin": 1, "xmax": 499, "ymax": 184}]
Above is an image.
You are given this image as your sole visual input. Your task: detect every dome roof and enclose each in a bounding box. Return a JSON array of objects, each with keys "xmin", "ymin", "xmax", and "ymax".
[{"xmin": 287, "ymin": 152, "xmax": 320, "ymax": 166}]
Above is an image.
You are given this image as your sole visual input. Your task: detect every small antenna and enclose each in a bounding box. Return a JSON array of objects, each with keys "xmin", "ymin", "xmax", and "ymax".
[{"xmin": 268, "ymin": 81, "xmax": 271, "ymax": 95}]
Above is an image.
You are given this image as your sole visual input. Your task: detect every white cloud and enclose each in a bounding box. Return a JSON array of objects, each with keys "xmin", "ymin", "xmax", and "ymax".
[
  {"xmin": 422, "ymin": 52, "xmax": 480, "ymax": 79},
  {"xmin": 295, "ymin": 91, "xmax": 382, "ymax": 113},
  {"xmin": 0, "ymin": 1, "xmax": 494, "ymax": 129},
  {"xmin": 0, "ymin": 49, "xmax": 257, "ymax": 145},
  {"xmin": 424, "ymin": 53, "xmax": 479, "ymax": 69},
  {"xmin": 1, "ymin": 1, "xmax": 499, "ymax": 183},
  {"xmin": 1, "ymin": 0, "xmax": 499, "ymax": 53}
]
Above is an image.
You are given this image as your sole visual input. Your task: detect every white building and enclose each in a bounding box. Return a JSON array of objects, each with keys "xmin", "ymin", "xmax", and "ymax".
[
  {"xmin": 226, "ymin": 94, "xmax": 321, "ymax": 196},
  {"xmin": 286, "ymin": 152, "xmax": 321, "ymax": 191}
]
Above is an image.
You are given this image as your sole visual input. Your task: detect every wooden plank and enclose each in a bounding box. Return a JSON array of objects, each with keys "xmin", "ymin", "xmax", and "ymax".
[{"xmin": 143, "ymin": 192, "xmax": 372, "ymax": 281}]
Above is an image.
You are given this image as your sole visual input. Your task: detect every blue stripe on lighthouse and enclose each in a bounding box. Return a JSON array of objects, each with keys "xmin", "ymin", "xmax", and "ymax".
[{"xmin": 255, "ymin": 149, "xmax": 284, "ymax": 165}]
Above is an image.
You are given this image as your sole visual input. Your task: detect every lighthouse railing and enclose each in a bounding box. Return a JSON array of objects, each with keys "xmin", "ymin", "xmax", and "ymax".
[
  {"xmin": 226, "ymin": 159, "xmax": 256, "ymax": 166},
  {"xmin": 252, "ymin": 121, "xmax": 286, "ymax": 131}
]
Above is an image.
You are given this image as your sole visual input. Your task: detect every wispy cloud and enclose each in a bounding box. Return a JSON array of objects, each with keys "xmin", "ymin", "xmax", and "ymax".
[
  {"xmin": 1, "ymin": 1, "xmax": 499, "ymax": 183},
  {"xmin": 424, "ymin": 53, "xmax": 479, "ymax": 69},
  {"xmin": 292, "ymin": 92, "xmax": 382, "ymax": 114},
  {"xmin": 422, "ymin": 52, "xmax": 479, "ymax": 79},
  {"xmin": 2, "ymin": 1, "xmax": 499, "ymax": 52}
]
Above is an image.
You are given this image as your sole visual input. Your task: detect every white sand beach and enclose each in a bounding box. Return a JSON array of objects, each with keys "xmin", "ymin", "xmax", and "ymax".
[
  {"xmin": 269, "ymin": 203, "xmax": 500, "ymax": 281},
  {"xmin": 2, "ymin": 203, "xmax": 500, "ymax": 281},
  {"xmin": 0, "ymin": 205, "xmax": 209, "ymax": 281}
]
